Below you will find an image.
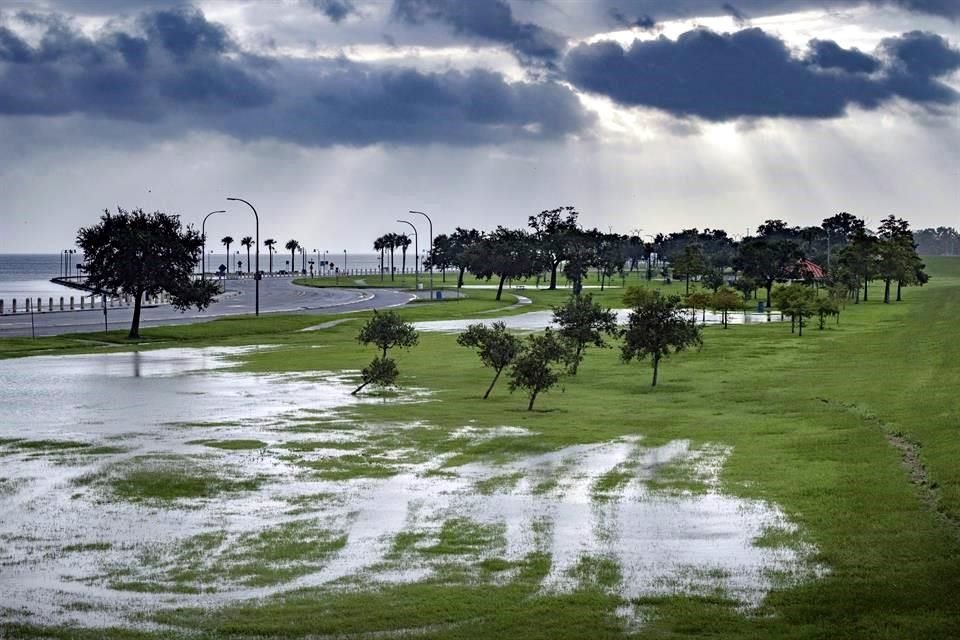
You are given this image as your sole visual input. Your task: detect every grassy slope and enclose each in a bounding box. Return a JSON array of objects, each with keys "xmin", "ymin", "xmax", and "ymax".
[{"xmin": 3, "ymin": 261, "xmax": 960, "ymax": 638}]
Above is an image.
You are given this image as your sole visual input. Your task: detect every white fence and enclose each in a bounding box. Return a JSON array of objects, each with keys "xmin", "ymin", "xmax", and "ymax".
[{"xmin": 0, "ymin": 293, "xmax": 170, "ymax": 316}]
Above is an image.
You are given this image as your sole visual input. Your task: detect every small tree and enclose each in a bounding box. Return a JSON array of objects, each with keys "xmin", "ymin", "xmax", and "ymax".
[
  {"xmin": 622, "ymin": 285, "xmax": 655, "ymax": 308},
  {"xmin": 621, "ymin": 292, "xmax": 702, "ymax": 387},
  {"xmin": 815, "ymin": 297, "xmax": 840, "ymax": 329},
  {"xmin": 509, "ymin": 328, "xmax": 568, "ymax": 410},
  {"xmin": 685, "ymin": 290, "xmax": 712, "ymax": 323},
  {"xmin": 710, "ymin": 287, "xmax": 742, "ymax": 329},
  {"xmin": 221, "ymin": 236, "xmax": 234, "ymax": 272},
  {"xmin": 353, "ymin": 357, "xmax": 399, "ymax": 396},
  {"xmin": 552, "ymin": 293, "xmax": 618, "ymax": 374},
  {"xmin": 77, "ymin": 208, "xmax": 219, "ymax": 339},
  {"xmin": 353, "ymin": 310, "xmax": 418, "ymax": 395},
  {"xmin": 772, "ymin": 284, "xmax": 816, "ymax": 336},
  {"xmin": 457, "ymin": 321, "xmax": 521, "ymax": 399},
  {"xmin": 240, "ymin": 236, "xmax": 253, "ymax": 274}
]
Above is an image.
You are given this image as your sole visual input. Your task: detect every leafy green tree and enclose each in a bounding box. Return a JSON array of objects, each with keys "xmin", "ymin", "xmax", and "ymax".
[
  {"xmin": 685, "ymin": 290, "xmax": 712, "ymax": 323},
  {"xmin": 621, "ymin": 292, "xmax": 702, "ymax": 387},
  {"xmin": 448, "ymin": 227, "xmax": 483, "ymax": 288},
  {"xmin": 356, "ymin": 310, "xmax": 419, "ymax": 358},
  {"xmin": 710, "ymin": 287, "xmax": 742, "ymax": 329},
  {"xmin": 77, "ymin": 208, "xmax": 219, "ymax": 339},
  {"xmin": 702, "ymin": 270, "xmax": 725, "ymax": 293},
  {"xmin": 594, "ymin": 232, "xmax": 626, "ymax": 291},
  {"xmin": 732, "ymin": 277, "xmax": 756, "ymax": 302},
  {"xmin": 561, "ymin": 230, "xmax": 598, "ymax": 295},
  {"xmin": 672, "ymin": 244, "xmax": 707, "ymax": 295},
  {"xmin": 815, "ymin": 296, "xmax": 840, "ymax": 329},
  {"xmin": 735, "ymin": 237, "xmax": 804, "ymax": 307},
  {"xmin": 771, "ymin": 284, "xmax": 816, "ymax": 336},
  {"xmin": 877, "ymin": 215, "xmax": 925, "ymax": 303},
  {"xmin": 352, "ymin": 357, "xmax": 399, "ymax": 396},
  {"xmin": 353, "ymin": 310, "xmax": 419, "ymax": 395},
  {"xmin": 552, "ymin": 293, "xmax": 618, "ymax": 375},
  {"xmin": 839, "ymin": 228, "xmax": 878, "ymax": 303},
  {"xmin": 466, "ymin": 226, "xmax": 544, "ymax": 301},
  {"xmin": 457, "ymin": 321, "xmax": 521, "ymax": 399},
  {"xmin": 509, "ymin": 328, "xmax": 569, "ymax": 410},
  {"xmin": 425, "ymin": 233, "xmax": 453, "ymax": 282},
  {"xmin": 622, "ymin": 285, "xmax": 655, "ymax": 308},
  {"xmin": 528, "ymin": 206, "xmax": 581, "ymax": 290},
  {"xmin": 264, "ymin": 238, "xmax": 277, "ymax": 273}
]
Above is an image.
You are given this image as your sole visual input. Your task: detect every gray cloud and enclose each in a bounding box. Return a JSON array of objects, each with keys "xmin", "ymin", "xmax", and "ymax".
[
  {"xmin": 608, "ymin": 8, "xmax": 657, "ymax": 31},
  {"xmin": 312, "ymin": 0, "xmax": 357, "ymax": 23},
  {"xmin": 391, "ymin": 0, "xmax": 567, "ymax": 65},
  {"xmin": 564, "ymin": 28, "xmax": 960, "ymax": 122},
  {"xmin": 721, "ymin": 3, "xmax": 751, "ymax": 26},
  {"xmin": 0, "ymin": 8, "xmax": 590, "ymax": 146}
]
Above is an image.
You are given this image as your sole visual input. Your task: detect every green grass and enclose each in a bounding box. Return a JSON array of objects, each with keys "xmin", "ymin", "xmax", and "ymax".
[
  {"xmin": 4, "ymin": 260, "xmax": 960, "ymax": 638},
  {"xmin": 106, "ymin": 457, "xmax": 266, "ymax": 501}
]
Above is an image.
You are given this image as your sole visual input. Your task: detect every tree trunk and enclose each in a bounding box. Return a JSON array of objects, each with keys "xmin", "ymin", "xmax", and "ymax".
[
  {"xmin": 651, "ymin": 354, "xmax": 660, "ymax": 387},
  {"xmin": 600, "ymin": 271, "xmax": 605, "ymax": 291},
  {"xmin": 863, "ymin": 275, "xmax": 869, "ymax": 301},
  {"xmin": 380, "ymin": 248, "xmax": 385, "ymax": 281},
  {"xmin": 457, "ymin": 267, "xmax": 466, "ymax": 288},
  {"xmin": 685, "ymin": 274, "xmax": 690, "ymax": 295},
  {"xmin": 390, "ymin": 250, "xmax": 395, "ymax": 281},
  {"xmin": 246, "ymin": 248, "xmax": 251, "ymax": 275},
  {"xmin": 765, "ymin": 281, "xmax": 773, "ymax": 307},
  {"xmin": 549, "ymin": 260, "xmax": 559, "ymax": 290},
  {"xmin": 269, "ymin": 250, "xmax": 273, "ymax": 274},
  {"xmin": 401, "ymin": 249, "xmax": 407, "ymax": 275},
  {"xmin": 351, "ymin": 381, "xmax": 370, "ymax": 396},
  {"xmin": 570, "ymin": 344, "xmax": 583, "ymax": 375},
  {"xmin": 128, "ymin": 291, "xmax": 143, "ymax": 339},
  {"xmin": 527, "ymin": 389, "xmax": 539, "ymax": 411},
  {"xmin": 896, "ymin": 280, "xmax": 903, "ymax": 302},
  {"xmin": 883, "ymin": 279, "xmax": 891, "ymax": 304},
  {"xmin": 483, "ymin": 368, "xmax": 503, "ymax": 399},
  {"xmin": 798, "ymin": 316, "xmax": 803, "ymax": 336},
  {"xmin": 495, "ymin": 274, "xmax": 506, "ymax": 301}
]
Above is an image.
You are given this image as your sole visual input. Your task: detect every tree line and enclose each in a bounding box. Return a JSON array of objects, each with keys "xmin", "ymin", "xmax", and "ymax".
[{"xmin": 378, "ymin": 209, "xmax": 928, "ymax": 308}]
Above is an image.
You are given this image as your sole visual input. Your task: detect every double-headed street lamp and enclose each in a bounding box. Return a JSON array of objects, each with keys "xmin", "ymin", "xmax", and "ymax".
[
  {"xmin": 397, "ymin": 219, "xmax": 419, "ymax": 291},
  {"xmin": 226, "ymin": 197, "xmax": 260, "ymax": 316},
  {"xmin": 201, "ymin": 210, "xmax": 226, "ymax": 280},
  {"xmin": 409, "ymin": 210, "xmax": 433, "ymax": 300}
]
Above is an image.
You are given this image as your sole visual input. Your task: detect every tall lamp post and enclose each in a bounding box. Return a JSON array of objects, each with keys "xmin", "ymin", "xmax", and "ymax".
[
  {"xmin": 226, "ymin": 197, "xmax": 260, "ymax": 316},
  {"xmin": 409, "ymin": 210, "xmax": 433, "ymax": 300},
  {"xmin": 201, "ymin": 210, "xmax": 226, "ymax": 280},
  {"xmin": 397, "ymin": 219, "xmax": 419, "ymax": 291},
  {"xmin": 343, "ymin": 249, "xmax": 347, "ymax": 275}
]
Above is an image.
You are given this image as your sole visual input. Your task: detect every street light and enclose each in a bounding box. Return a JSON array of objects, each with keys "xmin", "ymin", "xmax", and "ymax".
[
  {"xmin": 201, "ymin": 210, "xmax": 226, "ymax": 280},
  {"xmin": 226, "ymin": 197, "xmax": 260, "ymax": 316},
  {"xmin": 409, "ymin": 210, "xmax": 434, "ymax": 300},
  {"xmin": 397, "ymin": 219, "xmax": 419, "ymax": 291},
  {"xmin": 343, "ymin": 249, "xmax": 347, "ymax": 274}
]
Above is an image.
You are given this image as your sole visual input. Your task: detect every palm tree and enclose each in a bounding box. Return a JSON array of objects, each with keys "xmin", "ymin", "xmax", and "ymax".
[
  {"xmin": 221, "ymin": 236, "xmax": 234, "ymax": 272},
  {"xmin": 374, "ymin": 236, "xmax": 386, "ymax": 281},
  {"xmin": 264, "ymin": 238, "xmax": 276, "ymax": 273},
  {"xmin": 386, "ymin": 233, "xmax": 397, "ymax": 281},
  {"xmin": 285, "ymin": 239, "xmax": 299, "ymax": 274},
  {"xmin": 398, "ymin": 233, "xmax": 411, "ymax": 275},
  {"xmin": 240, "ymin": 236, "xmax": 253, "ymax": 275}
]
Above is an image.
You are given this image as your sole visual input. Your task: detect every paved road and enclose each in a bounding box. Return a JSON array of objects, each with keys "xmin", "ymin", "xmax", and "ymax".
[{"xmin": 0, "ymin": 278, "xmax": 415, "ymax": 338}]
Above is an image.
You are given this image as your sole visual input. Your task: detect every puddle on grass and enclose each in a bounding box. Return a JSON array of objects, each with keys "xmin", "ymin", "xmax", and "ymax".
[
  {"xmin": 0, "ymin": 347, "xmax": 822, "ymax": 630},
  {"xmin": 414, "ymin": 309, "xmax": 780, "ymax": 333}
]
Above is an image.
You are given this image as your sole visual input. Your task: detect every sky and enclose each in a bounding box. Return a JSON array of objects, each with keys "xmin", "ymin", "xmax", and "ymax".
[{"xmin": 0, "ymin": 0, "xmax": 957, "ymax": 253}]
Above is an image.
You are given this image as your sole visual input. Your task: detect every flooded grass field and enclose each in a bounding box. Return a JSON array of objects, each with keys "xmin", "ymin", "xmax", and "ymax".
[{"xmin": 0, "ymin": 347, "xmax": 823, "ymax": 632}]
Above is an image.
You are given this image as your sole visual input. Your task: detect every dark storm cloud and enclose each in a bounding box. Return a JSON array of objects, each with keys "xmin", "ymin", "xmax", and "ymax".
[
  {"xmin": 312, "ymin": 0, "xmax": 357, "ymax": 23},
  {"xmin": 563, "ymin": 28, "xmax": 960, "ymax": 122},
  {"xmin": 608, "ymin": 8, "xmax": 657, "ymax": 31},
  {"xmin": 391, "ymin": 0, "xmax": 567, "ymax": 65},
  {"xmin": 0, "ymin": 8, "xmax": 590, "ymax": 145},
  {"xmin": 807, "ymin": 39, "xmax": 880, "ymax": 73},
  {"xmin": 585, "ymin": 0, "xmax": 959, "ymax": 21}
]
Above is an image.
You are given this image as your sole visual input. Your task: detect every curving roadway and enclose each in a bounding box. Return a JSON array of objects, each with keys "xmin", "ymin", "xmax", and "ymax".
[{"xmin": 0, "ymin": 278, "xmax": 415, "ymax": 338}]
